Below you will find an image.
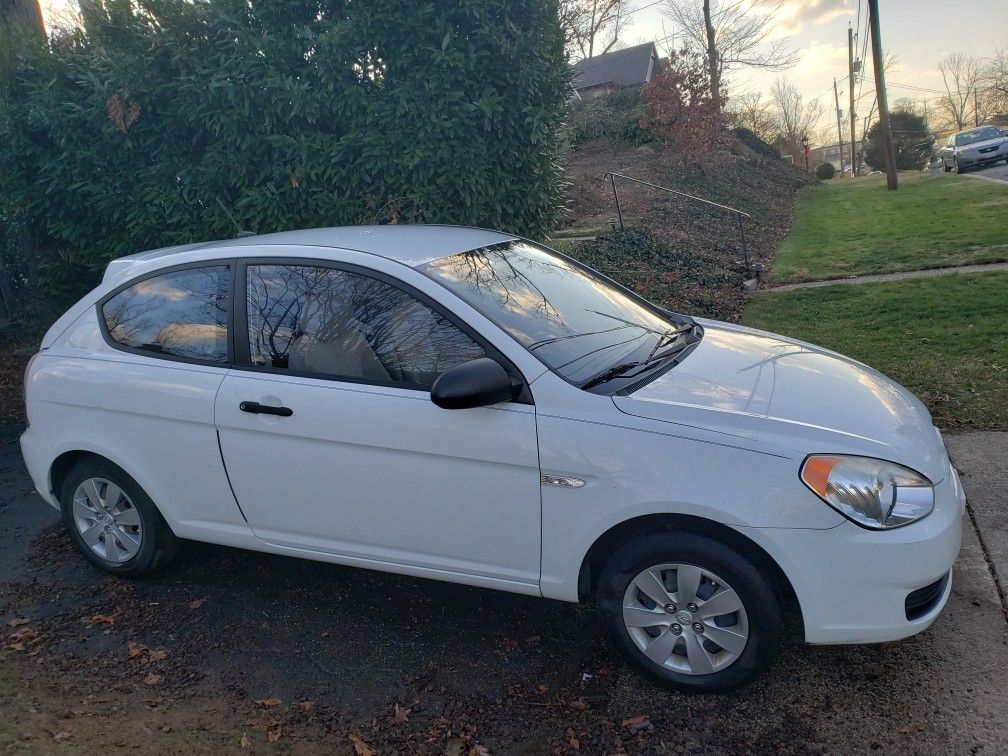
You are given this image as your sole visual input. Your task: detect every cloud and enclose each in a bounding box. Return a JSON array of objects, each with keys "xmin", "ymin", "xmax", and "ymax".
[
  {"xmin": 776, "ymin": 0, "xmax": 849, "ymax": 36},
  {"xmin": 797, "ymin": 40, "xmax": 849, "ymax": 78}
]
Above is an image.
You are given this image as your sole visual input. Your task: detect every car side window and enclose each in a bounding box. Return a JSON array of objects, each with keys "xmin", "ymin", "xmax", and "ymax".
[
  {"xmin": 102, "ymin": 265, "xmax": 230, "ymax": 363},
  {"xmin": 245, "ymin": 264, "xmax": 486, "ymax": 388}
]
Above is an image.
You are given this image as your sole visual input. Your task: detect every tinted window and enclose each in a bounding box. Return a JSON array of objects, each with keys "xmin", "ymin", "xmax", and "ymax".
[
  {"xmin": 103, "ymin": 266, "xmax": 230, "ymax": 362},
  {"xmin": 421, "ymin": 242, "xmax": 689, "ymax": 387},
  {"xmin": 246, "ymin": 265, "xmax": 486, "ymax": 388},
  {"xmin": 956, "ymin": 127, "xmax": 1003, "ymax": 146}
]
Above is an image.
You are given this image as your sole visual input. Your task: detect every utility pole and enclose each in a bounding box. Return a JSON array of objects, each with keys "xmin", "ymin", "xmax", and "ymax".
[
  {"xmin": 974, "ymin": 90, "xmax": 980, "ymax": 126},
  {"xmin": 848, "ymin": 25, "xmax": 858, "ymax": 178},
  {"xmin": 833, "ymin": 79, "xmax": 845, "ymax": 175},
  {"xmin": 867, "ymin": 0, "xmax": 897, "ymax": 189}
]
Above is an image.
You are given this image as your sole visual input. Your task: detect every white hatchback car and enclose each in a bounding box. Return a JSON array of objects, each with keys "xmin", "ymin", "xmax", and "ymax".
[{"xmin": 21, "ymin": 226, "xmax": 964, "ymax": 691}]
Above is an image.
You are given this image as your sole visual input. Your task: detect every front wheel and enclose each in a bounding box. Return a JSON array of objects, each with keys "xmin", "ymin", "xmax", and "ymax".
[{"xmin": 596, "ymin": 532, "xmax": 783, "ymax": 692}]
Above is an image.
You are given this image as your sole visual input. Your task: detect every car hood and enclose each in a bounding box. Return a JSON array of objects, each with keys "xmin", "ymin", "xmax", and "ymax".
[{"xmin": 613, "ymin": 319, "xmax": 949, "ymax": 482}]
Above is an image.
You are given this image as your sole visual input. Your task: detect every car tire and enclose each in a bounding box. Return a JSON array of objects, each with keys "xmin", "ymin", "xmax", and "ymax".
[
  {"xmin": 596, "ymin": 531, "xmax": 783, "ymax": 692},
  {"xmin": 60, "ymin": 457, "xmax": 180, "ymax": 576}
]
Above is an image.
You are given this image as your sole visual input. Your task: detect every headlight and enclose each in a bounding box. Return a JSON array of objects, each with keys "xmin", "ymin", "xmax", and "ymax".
[{"xmin": 800, "ymin": 455, "xmax": 934, "ymax": 529}]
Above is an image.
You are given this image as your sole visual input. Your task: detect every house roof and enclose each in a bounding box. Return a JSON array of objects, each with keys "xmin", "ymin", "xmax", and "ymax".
[{"xmin": 571, "ymin": 42, "xmax": 657, "ymax": 91}]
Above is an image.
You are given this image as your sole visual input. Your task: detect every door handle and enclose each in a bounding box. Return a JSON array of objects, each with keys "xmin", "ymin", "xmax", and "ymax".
[{"xmin": 239, "ymin": 401, "xmax": 293, "ymax": 417}]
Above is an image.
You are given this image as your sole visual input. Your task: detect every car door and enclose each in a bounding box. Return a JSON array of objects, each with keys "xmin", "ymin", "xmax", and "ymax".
[{"xmin": 214, "ymin": 258, "xmax": 542, "ymax": 590}]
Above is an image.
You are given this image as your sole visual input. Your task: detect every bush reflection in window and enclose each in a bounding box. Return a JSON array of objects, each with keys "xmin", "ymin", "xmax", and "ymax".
[
  {"xmin": 246, "ymin": 265, "xmax": 485, "ymax": 388},
  {"xmin": 102, "ymin": 266, "xmax": 230, "ymax": 362}
]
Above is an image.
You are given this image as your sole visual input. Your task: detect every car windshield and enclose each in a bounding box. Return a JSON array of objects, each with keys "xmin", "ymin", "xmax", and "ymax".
[
  {"xmin": 956, "ymin": 127, "xmax": 1003, "ymax": 146},
  {"xmin": 420, "ymin": 241, "xmax": 696, "ymax": 389}
]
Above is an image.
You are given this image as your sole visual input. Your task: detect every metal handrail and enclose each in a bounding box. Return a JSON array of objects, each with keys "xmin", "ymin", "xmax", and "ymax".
[{"xmin": 604, "ymin": 172, "xmax": 753, "ymax": 274}]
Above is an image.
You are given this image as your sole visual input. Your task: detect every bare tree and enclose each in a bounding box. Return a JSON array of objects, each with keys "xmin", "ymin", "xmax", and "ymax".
[
  {"xmin": 560, "ymin": 0, "xmax": 636, "ymax": 59},
  {"xmin": 726, "ymin": 89, "xmax": 776, "ymax": 141},
  {"xmin": 982, "ymin": 48, "xmax": 1008, "ymax": 120},
  {"xmin": 663, "ymin": 0, "xmax": 799, "ymax": 111},
  {"xmin": 769, "ymin": 78, "xmax": 823, "ymax": 161},
  {"xmin": 938, "ymin": 53, "xmax": 984, "ymax": 129}
]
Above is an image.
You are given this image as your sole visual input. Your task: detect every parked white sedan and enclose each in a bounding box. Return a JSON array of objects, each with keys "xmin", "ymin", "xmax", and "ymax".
[{"xmin": 20, "ymin": 226, "xmax": 964, "ymax": 691}]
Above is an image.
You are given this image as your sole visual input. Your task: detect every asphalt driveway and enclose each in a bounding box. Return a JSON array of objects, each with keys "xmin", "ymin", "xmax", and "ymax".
[
  {"xmin": 1, "ymin": 425, "xmax": 1006, "ymax": 754},
  {"xmin": 967, "ymin": 160, "xmax": 1008, "ymax": 184}
]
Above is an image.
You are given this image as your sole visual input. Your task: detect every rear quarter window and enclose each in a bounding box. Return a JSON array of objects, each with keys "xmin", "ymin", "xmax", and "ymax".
[{"xmin": 101, "ymin": 265, "xmax": 230, "ymax": 363}]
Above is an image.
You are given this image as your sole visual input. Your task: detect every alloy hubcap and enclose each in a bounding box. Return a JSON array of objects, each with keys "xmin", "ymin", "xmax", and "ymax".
[
  {"xmin": 621, "ymin": 562, "xmax": 749, "ymax": 675},
  {"xmin": 72, "ymin": 477, "xmax": 143, "ymax": 563}
]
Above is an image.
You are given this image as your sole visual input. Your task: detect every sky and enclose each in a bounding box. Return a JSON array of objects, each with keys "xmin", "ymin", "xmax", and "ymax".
[
  {"xmin": 619, "ymin": 0, "xmax": 1008, "ymax": 134},
  {"xmin": 39, "ymin": 0, "xmax": 1008, "ymax": 137}
]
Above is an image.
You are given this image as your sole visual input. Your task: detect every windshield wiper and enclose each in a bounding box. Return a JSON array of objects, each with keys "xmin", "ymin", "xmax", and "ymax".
[
  {"xmin": 580, "ymin": 339, "xmax": 693, "ymax": 391},
  {"xmin": 645, "ymin": 323, "xmax": 695, "ymax": 361}
]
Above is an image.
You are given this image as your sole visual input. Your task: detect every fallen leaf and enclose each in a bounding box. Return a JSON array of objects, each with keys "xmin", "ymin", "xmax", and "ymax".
[
  {"xmin": 147, "ymin": 649, "xmax": 168, "ymax": 662},
  {"xmin": 254, "ymin": 697, "xmax": 282, "ymax": 707},
  {"xmin": 89, "ymin": 609, "xmax": 120, "ymax": 627},
  {"xmin": 348, "ymin": 733, "xmax": 374, "ymax": 756},
  {"xmin": 297, "ymin": 700, "xmax": 315, "ymax": 711},
  {"xmin": 240, "ymin": 732, "xmax": 251, "ymax": 748},
  {"xmin": 144, "ymin": 673, "xmax": 162, "ymax": 686},
  {"xmin": 391, "ymin": 702, "xmax": 411, "ymax": 724},
  {"xmin": 266, "ymin": 723, "xmax": 281, "ymax": 743},
  {"xmin": 6, "ymin": 618, "xmax": 30, "ymax": 627},
  {"xmin": 127, "ymin": 642, "xmax": 147, "ymax": 659},
  {"xmin": 53, "ymin": 731, "xmax": 73, "ymax": 741},
  {"xmin": 569, "ymin": 698, "xmax": 590, "ymax": 711},
  {"xmin": 444, "ymin": 739, "xmax": 465, "ymax": 756},
  {"xmin": 469, "ymin": 746, "xmax": 490, "ymax": 756},
  {"xmin": 189, "ymin": 599, "xmax": 205, "ymax": 610},
  {"xmin": 899, "ymin": 723, "xmax": 922, "ymax": 735},
  {"xmin": 623, "ymin": 715, "xmax": 653, "ymax": 734}
]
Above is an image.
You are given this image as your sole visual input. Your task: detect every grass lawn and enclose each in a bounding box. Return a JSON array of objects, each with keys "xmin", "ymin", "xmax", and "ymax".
[
  {"xmin": 743, "ymin": 272, "xmax": 1008, "ymax": 430},
  {"xmin": 769, "ymin": 172, "xmax": 1008, "ymax": 284}
]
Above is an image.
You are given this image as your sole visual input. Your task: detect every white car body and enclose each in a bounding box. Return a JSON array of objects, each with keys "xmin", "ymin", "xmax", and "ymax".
[{"xmin": 21, "ymin": 226, "xmax": 963, "ymax": 651}]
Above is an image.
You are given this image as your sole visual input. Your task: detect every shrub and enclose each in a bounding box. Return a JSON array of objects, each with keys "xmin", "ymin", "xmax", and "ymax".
[
  {"xmin": 639, "ymin": 48, "xmax": 723, "ymax": 160},
  {"xmin": 815, "ymin": 162, "xmax": 836, "ymax": 180},
  {"xmin": 0, "ymin": 0, "xmax": 570, "ymax": 319},
  {"xmin": 565, "ymin": 88, "xmax": 653, "ymax": 149}
]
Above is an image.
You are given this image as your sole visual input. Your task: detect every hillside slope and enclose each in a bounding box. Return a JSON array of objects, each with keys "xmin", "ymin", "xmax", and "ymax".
[{"xmin": 558, "ymin": 137, "xmax": 813, "ymax": 322}]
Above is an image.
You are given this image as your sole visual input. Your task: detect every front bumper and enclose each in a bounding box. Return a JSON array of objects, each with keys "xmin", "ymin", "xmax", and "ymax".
[
  {"xmin": 740, "ymin": 464, "xmax": 964, "ymax": 644},
  {"xmin": 959, "ymin": 148, "xmax": 1004, "ymax": 166}
]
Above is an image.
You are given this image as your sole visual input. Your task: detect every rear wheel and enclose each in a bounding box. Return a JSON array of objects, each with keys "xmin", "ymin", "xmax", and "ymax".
[
  {"xmin": 597, "ymin": 532, "xmax": 783, "ymax": 692},
  {"xmin": 60, "ymin": 458, "xmax": 179, "ymax": 575}
]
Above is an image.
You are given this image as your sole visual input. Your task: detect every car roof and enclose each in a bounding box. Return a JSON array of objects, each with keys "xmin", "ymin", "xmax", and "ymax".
[{"xmin": 103, "ymin": 225, "xmax": 518, "ymax": 281}]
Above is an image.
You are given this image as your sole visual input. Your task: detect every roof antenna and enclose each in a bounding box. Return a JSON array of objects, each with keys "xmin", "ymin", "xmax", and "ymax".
[{"xmin": 215, "ymin": 197, "xmax": 257, "ymax": 238}]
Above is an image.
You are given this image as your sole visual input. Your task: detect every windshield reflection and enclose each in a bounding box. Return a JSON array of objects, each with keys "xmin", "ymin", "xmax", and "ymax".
[{"xmin": 422, "ymin": 242, "xmax": 690, "ymax": 387}]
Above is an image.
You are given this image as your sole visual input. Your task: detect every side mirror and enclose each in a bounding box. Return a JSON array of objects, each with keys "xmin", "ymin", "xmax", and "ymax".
[{"xmin": 431, "ymin": 358, "xmax": 521, "ymax": 410}]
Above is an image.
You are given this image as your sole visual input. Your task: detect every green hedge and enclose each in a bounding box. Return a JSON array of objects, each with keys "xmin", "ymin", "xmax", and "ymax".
[
  {"xmin": 815, "ymin": 162, "xmax": 836, "ymax": 180},
  {"xmin": 0, "ymin": 0, "xmax": 569, "ymax": 319}
]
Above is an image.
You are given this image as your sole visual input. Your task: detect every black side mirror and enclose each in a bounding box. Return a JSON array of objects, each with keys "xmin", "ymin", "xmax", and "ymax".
[{"xmin": 430, "ymin": 358, "xmax": 521, "ymax": 410}]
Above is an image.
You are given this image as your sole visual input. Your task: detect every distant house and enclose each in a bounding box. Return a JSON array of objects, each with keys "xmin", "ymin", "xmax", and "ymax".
[{"xmin": 571, "ymin": 42, "xmax": 659, "ymax": 100}]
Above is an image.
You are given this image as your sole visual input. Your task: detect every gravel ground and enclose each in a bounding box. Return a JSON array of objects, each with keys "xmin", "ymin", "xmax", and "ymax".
[{"xmin": 1, "ymin": 425, "xmax": 1006, "ymax": 754}]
